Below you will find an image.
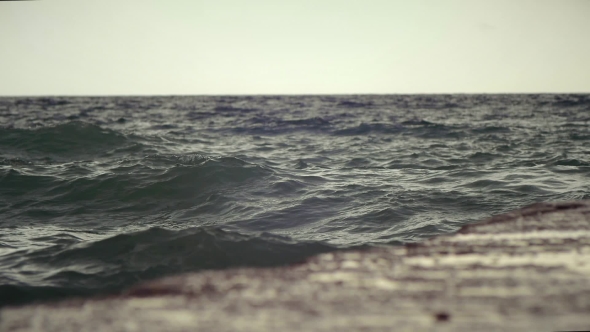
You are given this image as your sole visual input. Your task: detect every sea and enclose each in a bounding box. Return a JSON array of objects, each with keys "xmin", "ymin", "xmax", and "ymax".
[{"xmin": 0, "ymin": 94, "xmax": 588, "ymax": 307}]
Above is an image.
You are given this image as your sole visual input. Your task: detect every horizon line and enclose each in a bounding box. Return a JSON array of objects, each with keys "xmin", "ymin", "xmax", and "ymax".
[{"xmin": 1, "ymin": 92, "xmax": 589, "ymax": 98}]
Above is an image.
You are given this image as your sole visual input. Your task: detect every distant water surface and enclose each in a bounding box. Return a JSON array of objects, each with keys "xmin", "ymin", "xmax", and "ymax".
[{"xmin": 0, "ymin": 94, "xmax": 588, "ymax": 306}]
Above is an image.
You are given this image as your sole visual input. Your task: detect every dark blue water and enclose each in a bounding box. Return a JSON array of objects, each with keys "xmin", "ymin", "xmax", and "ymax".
[{"xmin": 1, "ymin": 94, "xmax": 589, "ymax": 306}]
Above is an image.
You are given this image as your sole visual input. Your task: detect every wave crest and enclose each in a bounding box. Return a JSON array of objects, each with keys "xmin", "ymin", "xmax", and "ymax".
[{"xmin": 0, "ymin": 122, "xmax": 129, "ymax": 159}]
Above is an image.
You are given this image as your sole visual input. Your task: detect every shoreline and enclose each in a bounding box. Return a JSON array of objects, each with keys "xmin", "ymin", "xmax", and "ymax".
[{"xmin": 2, "ymin": 200, "xmax": 590, "ymax": 331}]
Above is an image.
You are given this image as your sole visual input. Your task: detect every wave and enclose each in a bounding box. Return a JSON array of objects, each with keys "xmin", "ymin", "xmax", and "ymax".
[
  {"xmin": 549, "ymin": 95, "xmax": 590, "ymax": 108},
  {"xmin": 0, "ymin": 122, "xmax": 131, "ymax": 160},
  {"xmin": 470, "ymin": 126, "xmax": 511, "ymax": 134},
  {"xmin": 214, "ymin": 105, "xmax": 258, "ymax": 113},
  {"xmin": 333, "ymin": 121, "xmax": 462, "ymax": 138},
  {"xmin": 337, "ymin": 100, "xmax": 375, "ymax": 108},
  {"xmin": 333, "ymin": 122, "xmax": 405, "ymax": 136},
  {"xmin": 0, "ymin": 154, "xmax": 272, "ymax": 218},
  {"xmin": 0, "ymin": 226, "xmax": 349, "ymax": 307},
  {"xmin": 13, "ymin": 97, "xmax": 71, "ymax": 108},
  {"xmin": 550, "ymin": 158, "xmax": 590, "ymax": 167},
  {"xmin": 226, "ymin": 116, "xmax": 333, "ymax": 135}
]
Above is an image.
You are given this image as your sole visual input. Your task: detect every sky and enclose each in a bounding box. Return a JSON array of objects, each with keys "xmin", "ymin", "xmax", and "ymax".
[{"xmin": 1, "ymin": 0, "xmax": 589, "ymax": 95}]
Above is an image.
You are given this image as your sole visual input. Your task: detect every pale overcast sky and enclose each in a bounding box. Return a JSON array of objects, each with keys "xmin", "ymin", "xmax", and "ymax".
[{"xmin": 1, "ymin": 0, "xmax": 589, "ymax": 95}]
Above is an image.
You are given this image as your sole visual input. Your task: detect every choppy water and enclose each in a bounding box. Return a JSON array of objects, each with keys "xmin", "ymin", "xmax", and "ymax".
[{"xmin": 1, "ymin": 94, "xmax": 589, "ymax": 306}]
